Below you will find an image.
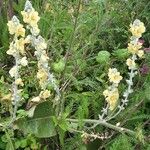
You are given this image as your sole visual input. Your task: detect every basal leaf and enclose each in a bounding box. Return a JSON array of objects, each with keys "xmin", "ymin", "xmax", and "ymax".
[
  {"xmin": 16, "ymin": 116, "xmax": 56, "ymax": 138},
  {"xmin": 16, "ymin": 101, "xmax": 56, "ymax": 138}
]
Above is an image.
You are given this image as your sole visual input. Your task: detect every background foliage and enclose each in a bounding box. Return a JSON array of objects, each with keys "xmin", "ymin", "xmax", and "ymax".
[{"xmin": 0, "ymin": 0, "xmax": 150, "ymax": 149}]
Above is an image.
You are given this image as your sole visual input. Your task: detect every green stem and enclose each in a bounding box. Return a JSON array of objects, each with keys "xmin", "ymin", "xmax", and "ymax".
[
  {"xmin": 59, "ymin": 0, "xmax": 82, "ymax": 116},
  {"xmin": 66, "ymin": 118, "xmax": 136, "ymax": 136}
]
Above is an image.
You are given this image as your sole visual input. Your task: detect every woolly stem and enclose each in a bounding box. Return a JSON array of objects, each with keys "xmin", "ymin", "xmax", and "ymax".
[
  {"xmin": 105, "ymin": 55, "xmax": 136, "ymax": 121},
  {"xmin": 66, "ymin": 118, "xmax": 136, "ymax": 136}
]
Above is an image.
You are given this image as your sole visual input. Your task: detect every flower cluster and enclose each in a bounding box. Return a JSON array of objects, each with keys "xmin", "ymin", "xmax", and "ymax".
[
  {"xmin": 108, "ymin": 68, "xmax": 122, "ymax": 85},
  {"xmin": 21, "ymin": 0, "xmax": 40, "ymax": 36},
  {"xmin": 126, "ymin": 20, "xmax": 145, "ymax": 93},
  {"xmin": 100, "ymin": 20, "xmax": 146, "ymax": 121},
  {"xmin": 103, "ymin": 19, "xmax": 146, "ymax": 121},
  {"xmin": 123, "ymin": 19, "xmax": 145, "ymax": 105},
  {"xmin": 103, "ymin": 68, "xmax": 122, "ymax": 111},
  {"xmin": 7, "ymin": 17, "xmax": 25, "ymax": 37},
  {"xmin": 22, "ymin": 1, "xmax": 60, "ymax": 104},
  {"xmin": 103, "ymin": 87, "xmax": 119, "ymax": 111},
  {"xmin": 129, "ymin": 19, "xmax": 145, "ymax": 38},
  {"xmin": 7, "ymin": 17, "xmax": 28, "ymax": 88},
  {"xmin": 126, "ymin": 58, "xmax": 136, "ymax": 70},
  {"xmin": 127, "ymin": 19, "xmax": 145, "ymax": 60},
  {"xmin": 7, "ymin": 16, "xmax": 28, "ymax": 120},
  {"xmin": 7, "ymin": 17, "xmax": 27, "ymax": 56},
  {"xmin": 5, "ymin": 0, "xmax": 61, "ymax": 121}
]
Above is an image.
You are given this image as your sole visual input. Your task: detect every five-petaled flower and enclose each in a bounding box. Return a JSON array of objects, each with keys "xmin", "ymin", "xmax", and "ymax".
[
  {"xmin": 108, "ymin": 68, "xmax": 122, "ymax": 84},
  {"xmin": 129, "ymin": 19, "xmax": 146, "ymax": 38},
  {"xmin": 103, "ymin": 88, "xmax": 119, "ymax": 110}
]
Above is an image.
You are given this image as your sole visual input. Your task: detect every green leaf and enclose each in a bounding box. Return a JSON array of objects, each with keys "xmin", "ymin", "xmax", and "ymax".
[
  {"xmin": 33, "ymin": 101, "xmax": 55, "ymax": 118},
  {"xmin": 16, "ymin": 101, "xmax": 56, "ymax": 138},
  {"xmin": 53, "ymin": 58, "xmax": 65, "ymax": 73},
  {"xmin": 0, "ymin": 139, "xmax": 6, "ymax": 149},
  {"xmin": 16, "ymin": 116, "xmax": 56, "ymax": 138},
  {"xmin": 20, "ymin": 139, "xmax": 28, "ymax": 148},
  {"xmin": 5, "ymin": 130, "xmax": 15, "ymax": 150},
  {"xmin": 113, "ymin": 49, "xmax": 129, "ymax": 60},
  {"xmin": 109, "ymin": 134, "xmax": 133, "ymax": 150},
  {"xmin": 96, "ymin": 51, "xmax": 110, "ymax": 63},
  {"xmin": 58, "ymin": 127, "xmax": 65, "ymax": 147}
]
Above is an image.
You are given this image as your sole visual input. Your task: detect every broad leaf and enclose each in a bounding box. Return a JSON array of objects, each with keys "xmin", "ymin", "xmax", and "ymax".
[{"xmin": 16, "ymin": 101, "xmax": 56, "ymax": 138}]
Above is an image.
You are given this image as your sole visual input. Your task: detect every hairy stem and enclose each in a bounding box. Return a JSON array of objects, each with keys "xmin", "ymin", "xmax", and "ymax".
[{"xmin": 66, "ymin": 118, "xmax": 136, "ymax": 136}]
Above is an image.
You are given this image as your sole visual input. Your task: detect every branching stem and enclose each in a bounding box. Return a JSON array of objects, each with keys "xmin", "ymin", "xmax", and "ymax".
[{"xmin": 66, "ymin": 118, "xmax": 136, "ymax": 136}]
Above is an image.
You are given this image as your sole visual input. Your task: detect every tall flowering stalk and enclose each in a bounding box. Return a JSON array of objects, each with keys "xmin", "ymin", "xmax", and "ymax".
[
  {"xmin": 99, "ymin": 68, "xmax": 122, "ymax": 119},
  {"xmin": 100, "ymin": 19, "xmax": 145, "ymax": 121},
  {"xmin": 7, "ymin": 16, "xmax": 28, "ymax": 123},
  {"xmin": 75, "ymin": 20, "xmax": 146, "ymax": 140},
  {"xmin": 21, "ymin": 0, "xmax": 60, "ymax": 107}
]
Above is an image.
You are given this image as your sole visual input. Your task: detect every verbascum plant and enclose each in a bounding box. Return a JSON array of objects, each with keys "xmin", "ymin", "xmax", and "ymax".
[
  {"xmin": 99, "ymin": 19, "xmax": 145, "ymax": 121},
  {"xmin": 78, "ymin": 20, "xmax": 146, "ymax": 140},
  {"xmin": 4, "ymin": 0, "xmax": 147, "ymax": 144},
  {"xmin": 6, "ymin": 0, "xmax": 61, "ymax": 125},
  {"xmin": 7, "ymin": 16, "xmax": 28, "ymax": 123},
  {"xmin": 21, "ymin": 0, "xmax": 60, "ymax": 106}
]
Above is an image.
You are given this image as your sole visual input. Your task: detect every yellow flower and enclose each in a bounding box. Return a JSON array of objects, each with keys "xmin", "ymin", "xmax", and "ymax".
[
  {"xmin": 25, "ymin": 35, "xmax": 31, "ymax": 43},
  {"xmin": 129, "ymin": 20, "xmax": 145, "ymax": 38},
  {"xmin": 108, "ymin": 68, "xmax": 122, "ymax": 84},
  {"xmin": 37, "ymin": 68, "xmax": 48, "ymax": 82},
  {"xmin": 31, "ymin": 96, "xmax": 41, "ymax": 103},
  {"xmin": 103, "ymin": 88, "xmax": 119, "ymax": 110},
  {"xmin": 7, "ymin": 21, "xmax": 25, "ymax": 37},
  {"xmin": 126, "ymin": 58, "xmax": 136, "ymax": 69},
  {"xmin": 127, "ymin": 42, "xmax": 142, "ymax": 54},
  {"xmin": 16, "ymin": 24, "xmax": 25, "ymax": 37},
  {"xmin": 39, "ymin": 80, "xmax": 46, "ymax": 89},
  {"xmin": 40, "ymin": 90, "xmax": 51, "ymax": 99},
  {"xmin": 108, "ymin": 98, "xmax": 118, "ymax": 110},
  {"xmin": 21, "ymin": 11, "xmax": 30, "ymax": 23},
  {"xmin": 37, "ymin": 62, "xmax": 42, "ymax": 68},
  {"xmin": 15, "ymin": 38, "xmax": 26, "ymax": 55},
  {"xmin": 15, "ymin": 78, "xmax": 24, "ymax": 86},
  {"xmin": 20, "ymin": 56, "xmax": 28, "ymax": 66},
  {"xmin": 30, "ymin": 25, "xmax": 40, "ymax": 36},
  {"xmin": 7, "ymin": 42, "xmax": 16, "ymax": 56},
  {"xmin": 29, "ymin": 11, "xmax": 40, "ymax": 26},
  {"xmin": 7, "ymin": 38, "xmax": 26, "ymax": 56},
  {"xmin": 137, "ymin": 50, "xmax": 144, "ymax": 58},
  {"xmin": 40, "ymin": 54, "xmax": 49, "ymax": 63},
  {"xmin": 9, "ymin": 66, "xmax": 17, "ymax": 77},
  {"xmin": 103, "ymin": 89, "xmax": 109, "ymax": 97},
  {"xmin": 40, "ymin": 41, "xmax": 47, "ymax": 50},
  {"xmin": 21, "ymin": 10, "xmax": 40, "ymax": 27},
  {"xmin": 36, "ymin": 37, "xmax": 47, "ymax": 50},
  {"xmin": 7, "ymin": 20, "xmax": 16, "ymax": 35},
  {"xmin": 107, "ymin": 89, "xmax": 119, "ymax": 110}
]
